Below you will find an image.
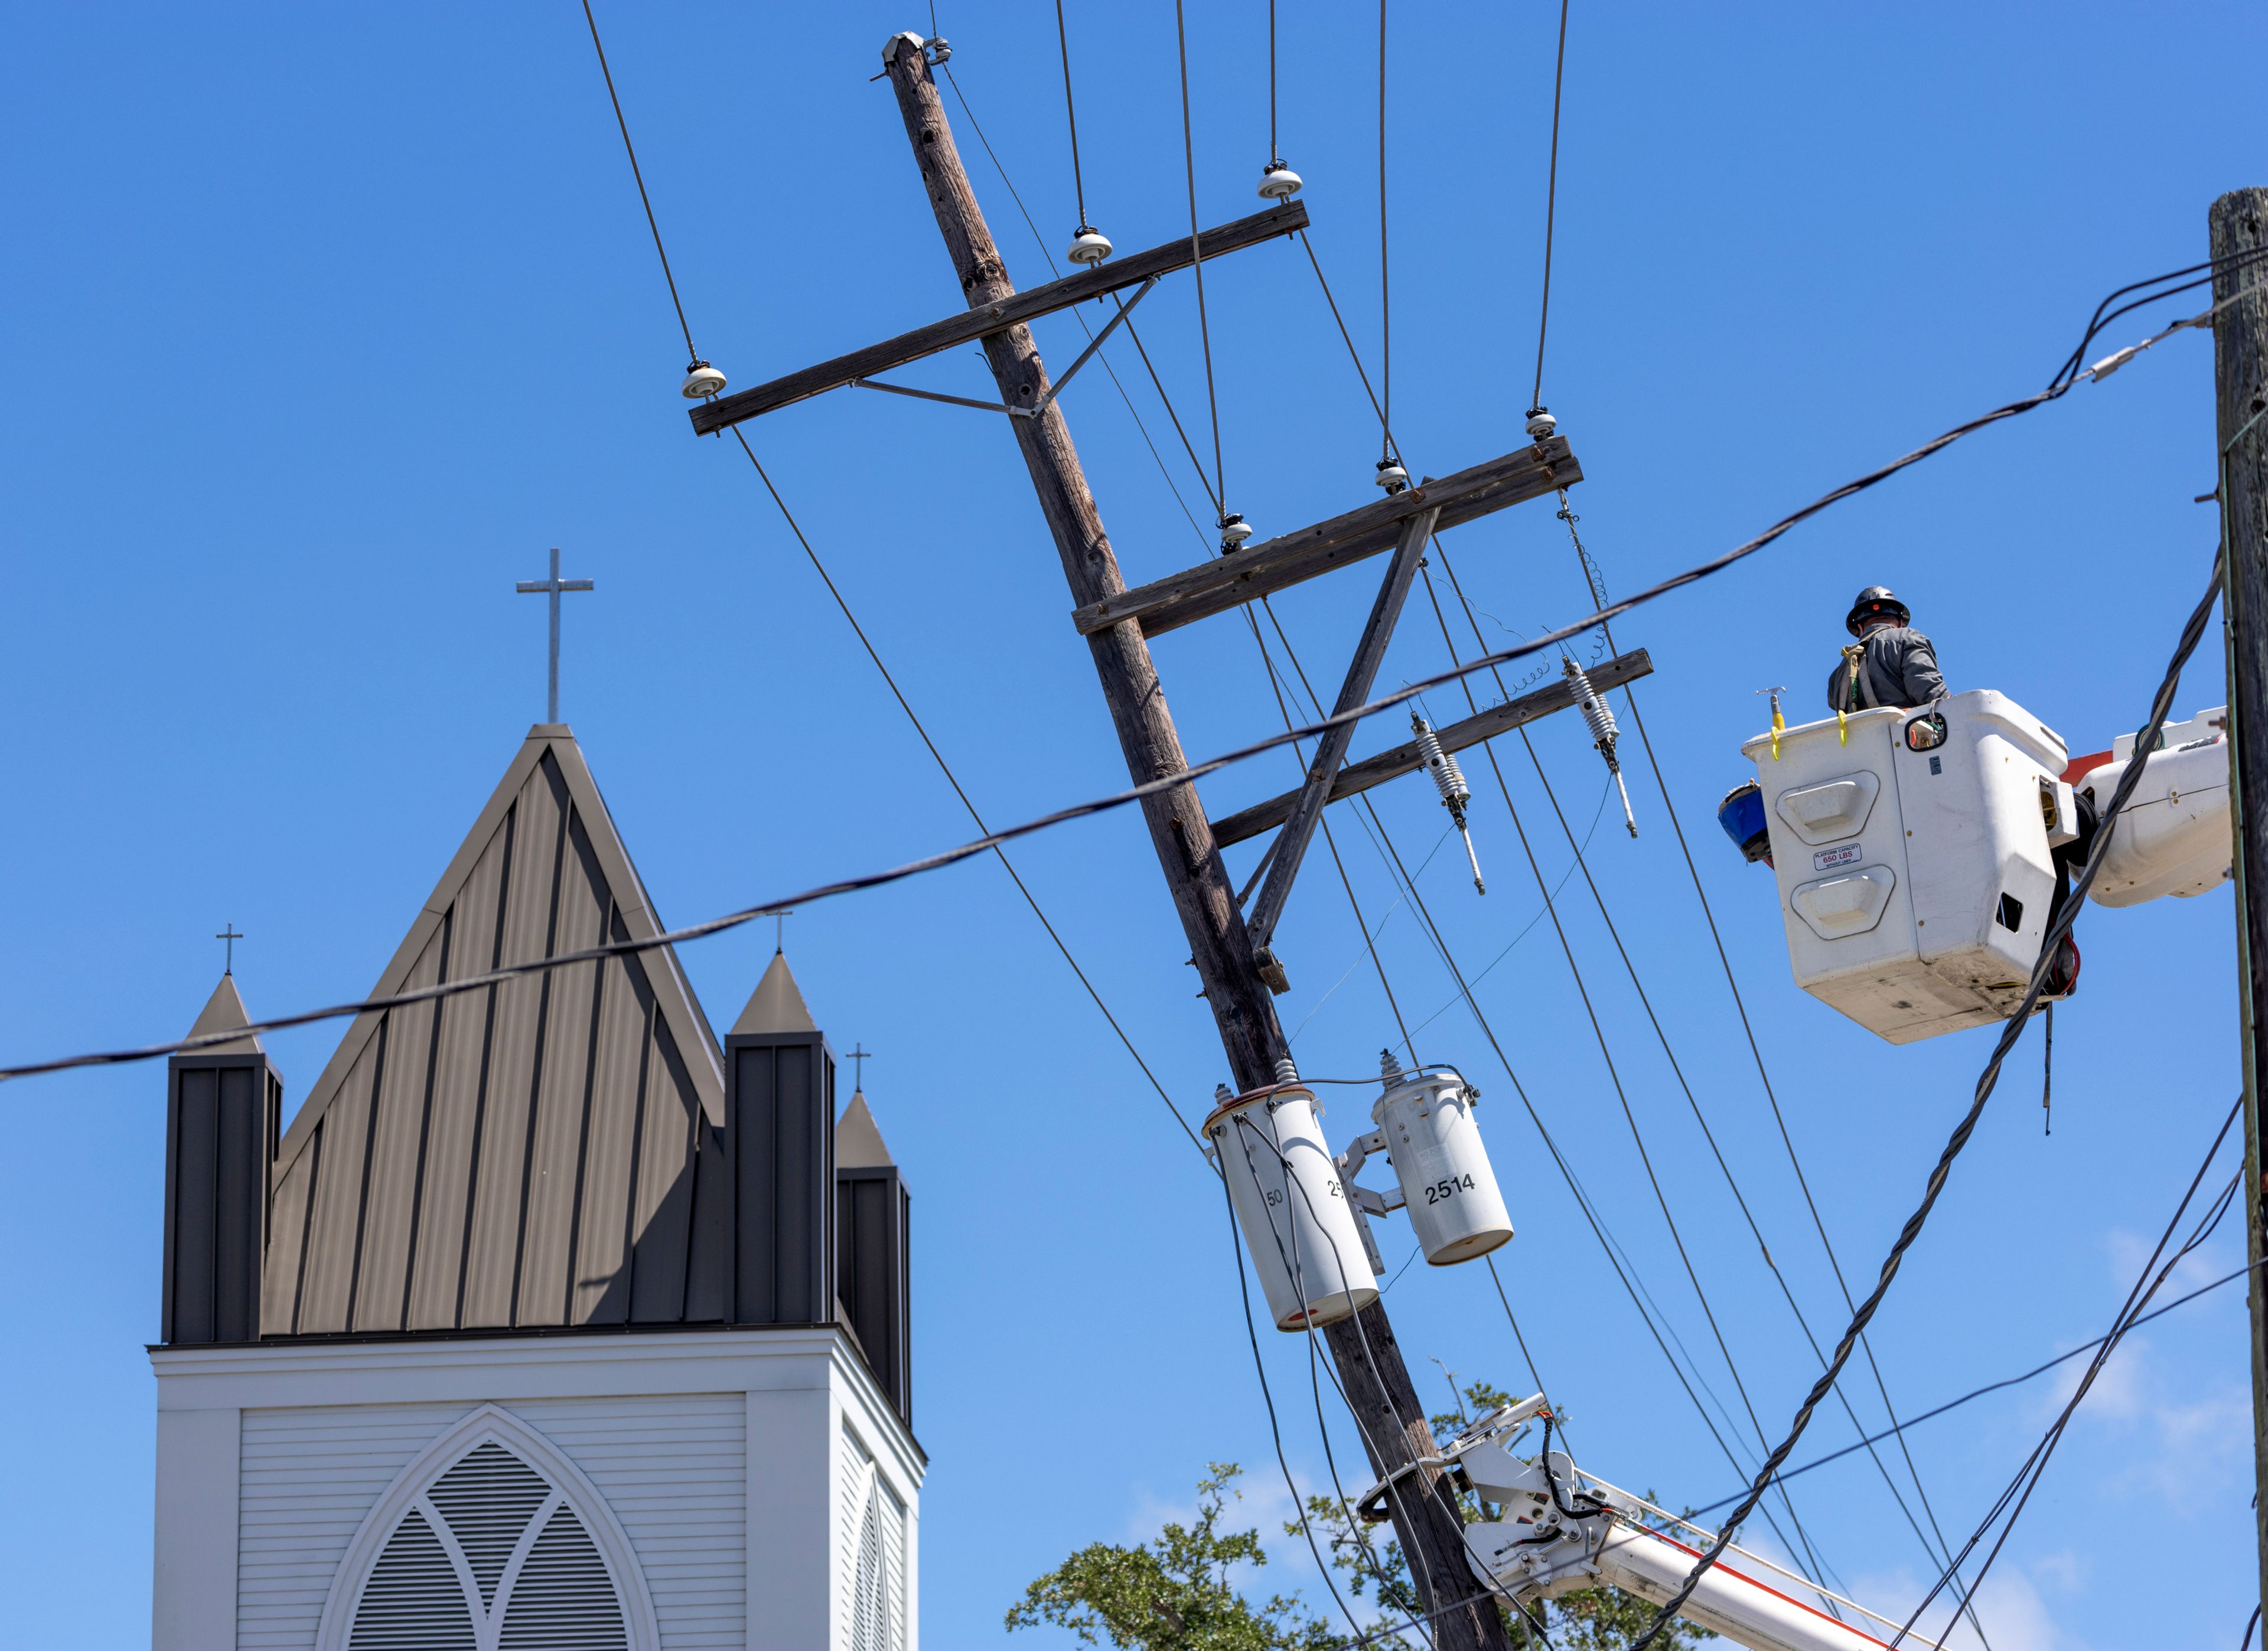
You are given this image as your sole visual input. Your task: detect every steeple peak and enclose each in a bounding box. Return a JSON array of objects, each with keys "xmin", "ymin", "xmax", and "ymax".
[
  {"xmin": 184, "ymin": 971, "xmax": 263, "ymax": 1056},
  {"xmin": 732, "ymin": 950, "xmax": 817, "ymax": 1036},
  {"xmin": 836, "ymin": 1087, "xmax": 895, "ymax": 1169}
]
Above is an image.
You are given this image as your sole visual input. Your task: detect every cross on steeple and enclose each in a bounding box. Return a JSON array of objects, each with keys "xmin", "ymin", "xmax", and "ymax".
[
  {"xmin": 215, "ymin": 923, "xmax": 243, "ymax": 974},
  {"xmin": 774, "ymin": 910, "xmax": 794, "ymax": 954},
  {"xmin": 848, "ymin": 1043, "xmax": 872, "ymax": 1094},
  {"xmin": 516, "ymin": 547, "xmax": 595, "ymax": 723}
]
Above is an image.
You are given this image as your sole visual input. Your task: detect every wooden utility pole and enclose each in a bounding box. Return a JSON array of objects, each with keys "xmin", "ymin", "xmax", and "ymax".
[
  {"xmin": 880, "ymin": 34, "xmax": 1507, "ymax": 1651},
  {"xmin": 2213, "ymin": 184, "xmax": 2268, "ymax": 1623}
]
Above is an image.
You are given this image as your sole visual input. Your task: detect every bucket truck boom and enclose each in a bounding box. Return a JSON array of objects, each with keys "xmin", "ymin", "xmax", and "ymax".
[{"xmin": 1363, "ymin": 1395, "xmax": 1938, "ymax": 1651}]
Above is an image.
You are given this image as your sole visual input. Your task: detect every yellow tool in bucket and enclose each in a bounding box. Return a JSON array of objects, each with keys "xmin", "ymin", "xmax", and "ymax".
[
  {"xmin": 1758, "ymin": 687, "xmax": 1787, "ymax": 760},
  {"xmin": 1837, "ymin": 644, "xmax": 1868, "ymax": 746}
]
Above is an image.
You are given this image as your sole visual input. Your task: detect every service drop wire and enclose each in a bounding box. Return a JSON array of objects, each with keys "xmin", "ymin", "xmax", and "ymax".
[
  {"xmin": 0, "ymin": 302, "xmax": 2214, "ymax": 1084},
  {"xmin": 1894, "ymin": 1110, "xmax": 2243, "ymax": 1649},
  {"xmin": 1683, "ymin": 1251, "xmax": 2265, "ymax": 1515},
  {"xmin": 1627, "ymin": 543, "xmax": 2228, "ymax": 1650}
]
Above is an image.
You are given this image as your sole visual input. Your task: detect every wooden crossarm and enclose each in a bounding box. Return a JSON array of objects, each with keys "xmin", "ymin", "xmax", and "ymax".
[
  {"xmin": 687, "ymin": 201, "xmax": 1309, "ymax": 435},
  {"xmin": 1209, "ymin": 648, "xmax": 1654, "ymax": 847},
  {"xmin": 1071, "ymin": 437, "xmax": 1580, "ymax": 638}
]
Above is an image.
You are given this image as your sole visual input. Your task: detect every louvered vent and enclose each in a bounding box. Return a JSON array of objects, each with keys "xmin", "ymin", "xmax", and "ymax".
[
  {"xmin": 851, "ymin": 1490, "xmax": 884, "ymax": 1651},
  {"xmin": 428, "ymin": 1443, "xmax": 552, "ymax": 1610},
  {"xmin": 349, "ymin": 1508, "xmax": 477, "ymax": 1650},
  {"xmin": 347, "ymin": 1439, "xmax": 629, "ymax": 1651},
  {"xmin": 500, "ymin": 1505, "xmax": 628, "ymax": 1650}
]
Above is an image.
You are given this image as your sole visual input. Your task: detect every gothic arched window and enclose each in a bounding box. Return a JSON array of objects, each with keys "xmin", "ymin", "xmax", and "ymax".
[{"xmin": 318, "ymin": 1407, "xmax": 659, "ymax": 1651}]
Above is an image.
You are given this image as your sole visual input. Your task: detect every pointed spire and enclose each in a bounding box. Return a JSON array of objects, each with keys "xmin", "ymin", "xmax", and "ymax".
[
  {"xmin": 184, "ymin": 973, "xmax": 263, "ymax": 1056},
  {"xmin": 836, "ymin": 1087, "xmax": 895, "ymax": 1169},
  {"xmin": 731, "ymin": 950, "xmax": 816, "ymax": 1036}
]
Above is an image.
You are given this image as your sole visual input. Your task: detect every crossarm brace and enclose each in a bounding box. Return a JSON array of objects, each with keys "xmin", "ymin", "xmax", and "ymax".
[
  {"xmin": 688, "ymin": 203, "xmax": 1306, "ymax": 433},
  {"xmin": 1246, "ymin": 505, "xmax": 1440, "ymax": 950},
  {"xmin": 848, "ymin": 277, "xmax": 1156, "ymax": 419}
]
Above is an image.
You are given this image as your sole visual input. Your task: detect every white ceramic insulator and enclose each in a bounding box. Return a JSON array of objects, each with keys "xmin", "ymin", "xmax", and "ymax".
[
  {"xmin": 1567, "ymin": 661, "xmax": 1618, "ymax": 750},
  {"xmin": 1415, "ymin": 718, "xmax": 1471, "ymax": 810},
  {"xmin": 1373, "ymin": 1072, "xmax": 1511, "ymax": 1264},
  {"xmin": 1208, "ymin": 1086, "xmax": 1379, "ymax": 1330}
]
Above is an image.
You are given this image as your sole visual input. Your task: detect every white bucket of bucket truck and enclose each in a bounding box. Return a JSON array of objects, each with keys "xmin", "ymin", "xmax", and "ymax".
[{"xmin": 1742, "ymin": 689, "xmax": 2070, "ymax": 1045}]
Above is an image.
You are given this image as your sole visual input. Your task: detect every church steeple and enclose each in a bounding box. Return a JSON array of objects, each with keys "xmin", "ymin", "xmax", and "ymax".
[
  {"xmin": 724, "ymin": 947, "xmax": 835, "ymax": 1329},
  {"xmin": 162, "ymin": 973, "xmax": 282, "ymax": 1345},
  {"xmin": 834, "ymin": 1074, "xmax": 911, "ymax": 1426},
  {"xmin": 732, "ymin": 948, "xmax": 817, "ymax": 1035}
]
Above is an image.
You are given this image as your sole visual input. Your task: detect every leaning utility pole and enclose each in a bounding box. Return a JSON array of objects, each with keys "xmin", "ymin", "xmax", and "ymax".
[
  {"xmin": 2212, "ymin": 183, "xmax": 2268, "ymax": 1620},
  {"xmin": 879, "ymin": 33, "xmax": 1507, "ymax": 1651}
]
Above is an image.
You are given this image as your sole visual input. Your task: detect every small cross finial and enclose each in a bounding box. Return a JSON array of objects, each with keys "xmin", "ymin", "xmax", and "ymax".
[
  {"xmin": 774, "ymin": 910, "xmax": 794, "ymax": 954},
  {"xmin": 516, "ymin": 547, "xmax": 595, "ymax": 723},
  {"xmin": 848, "ymin": 1043, "xmax": 872, "ymax": 1094},
  {"xmin": 216, "ymin": 923, "xmax": 243, "ymax": 974}
]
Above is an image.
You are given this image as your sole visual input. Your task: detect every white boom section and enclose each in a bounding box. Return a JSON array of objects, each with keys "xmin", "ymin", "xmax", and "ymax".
[
  {"xmin": 1404, "ymin": 1397, "xmax": 1938, "ymax": 1651},
  {"xmin": 2077, "ymin": 705, "xmax": 2230, "ymax": 906}
]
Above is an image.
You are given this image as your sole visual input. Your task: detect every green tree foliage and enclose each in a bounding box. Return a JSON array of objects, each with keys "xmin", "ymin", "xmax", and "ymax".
[
  {"xmin": 1005, "ymin": 1465, "xmax": 1338, "ymax": 1651},
  {"xmin": 1006, "ymin": 1384, "xmax": 1713, "ymax": 1651}
]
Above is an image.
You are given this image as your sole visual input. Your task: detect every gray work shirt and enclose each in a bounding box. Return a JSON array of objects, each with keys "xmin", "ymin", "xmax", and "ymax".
[{"xmin": 1826, "ymin": 626, "xmax": 1947, "ymax": 713}]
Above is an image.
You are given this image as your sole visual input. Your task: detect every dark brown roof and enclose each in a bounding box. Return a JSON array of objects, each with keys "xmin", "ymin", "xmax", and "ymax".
[{"xmin": 260, "ymin": 725, "xmax": 732, "ymax": 1336}]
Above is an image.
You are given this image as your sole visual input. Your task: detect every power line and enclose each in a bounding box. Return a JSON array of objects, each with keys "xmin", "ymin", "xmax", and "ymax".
[
  {"xmin": 1241, "ymin": 586, "xmax": 1827, "ymax": 1566},
  {"xmin": 578, "ymin": 0, "xmax": 696, "ymax": 363},
  {"xmin": 1377, "ymin": 0, "xmax": 1392, "ymax": 460},
  {"xmin": 1407, "ymin": 563, "xmax": 1847, "ymax": 1601},
  {"xmin": 1688, "ymin": 1252, "xmax": 2264, "ymax": 1517},
  {"xmin": 1172, "ymin": 0, "xmax": 1228, "ymax": 518},
  {"xmin": 1420, "ymin": 540, "xmax": 1986, "ymax": 1634},
  {"xmin": 1548, "ymin": 516, "xmax": 1992, "ymax": 1637},
  {"xmin": 1530, "ymin": 0, "xmax": 1569, "ymax": 412},
  {"xmin": 1895, "ymin": 1101, "xmax": 2243, "ymax": 1647},
  {"xmin": 6, "ymin": 265, "xmax": 2220, "ymax": 1084},
  {"xmin": 1051, "ymin": 0, "xmax": 1090, "ymax": 232},
  {"xmin": 1630, "ymin": 543, "xmax": 2229, "ymax": 1649},
  {"xmin": 726, "ymin": 429, "xmax": 1203, "ymax": 1151}
]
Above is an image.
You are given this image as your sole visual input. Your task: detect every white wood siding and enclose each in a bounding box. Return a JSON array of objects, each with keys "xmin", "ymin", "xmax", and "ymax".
[{"xmin": 238, "ymin": 1394, "xmax": 744, "ymax": 1651}]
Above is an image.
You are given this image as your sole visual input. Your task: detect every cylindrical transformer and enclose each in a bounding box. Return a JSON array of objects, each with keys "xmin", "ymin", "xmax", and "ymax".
[
  {"xmin": 1374, "ymin": 1070, "xmax": 1513, "ymax": 1264},
  {"xmin": 1208, "ymin": 1084, "xmax": 1379, "ymax": 1330}
]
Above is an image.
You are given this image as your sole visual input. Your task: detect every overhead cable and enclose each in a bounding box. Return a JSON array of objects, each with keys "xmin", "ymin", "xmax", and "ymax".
[
  {"xmin": 1568, "ymin": 546, "xmax": 1987, "ymax": 1629},
  {"xmin": 1172, "ymin": 0, "xmax": 1228, "ymax": 518},
  {"xmin": 1894, "ymin": 1101, "xmax": 2243, "ymax": 1647},
  {"xmin": 579, "ymin": 0, "xmax": 697, "ymax": 361},
  {"xmin": 1628, "ymin": 543, "xmax": 2230, "ymax": 1650},
  {"xmin": 4, "ymin": 269, "xmax": 2220, "ymax": 1084},
  {"xmin": 1052, "ymin": 1, "xmax": 1090, "ymax": 231},
  {"xmin": 727, "ymin": 429, "xmax": 1202, "ymax": 1150},
  {"xmin": 1421, "ymin": 543, "xmax": 1980, "ymax": 1631},
  {"xmin": 1530, "ymin": 0, "xmax": 1569, "ymax": 412},
  {"xmin": 1689, "ymin": 1252, "xmax": 2264, "ymax": 1516},
  {"xmin": 1410, "ymin": 563, "xmax": 1847, "ymax": 1599}
]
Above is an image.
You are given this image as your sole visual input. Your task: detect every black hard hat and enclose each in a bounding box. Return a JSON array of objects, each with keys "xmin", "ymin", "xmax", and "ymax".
[{"xmin": 1845, "ymin": 585, "xmax": 1911, "ymax": 636}]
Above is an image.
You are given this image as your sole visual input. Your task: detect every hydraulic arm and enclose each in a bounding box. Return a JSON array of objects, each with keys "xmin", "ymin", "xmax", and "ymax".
[{"xmin": 1364, "ymin": 1395, "xmax": 1938, "ymax": 1651}]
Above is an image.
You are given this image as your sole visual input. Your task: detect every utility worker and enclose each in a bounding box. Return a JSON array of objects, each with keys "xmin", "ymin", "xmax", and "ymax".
[
  {"xmin": 1824, "ymin": 588, "xmax": 2086, "ymax": 998},
  {"xmin": 1827, "ymin": 586, "xmax": 1947, "ymax": 713}
]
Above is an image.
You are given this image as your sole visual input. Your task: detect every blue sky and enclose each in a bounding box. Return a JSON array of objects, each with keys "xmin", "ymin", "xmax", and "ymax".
[{"xmin": 2, "ymin": 4, "xmax": 2262, "ymax": 1648}]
